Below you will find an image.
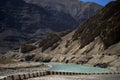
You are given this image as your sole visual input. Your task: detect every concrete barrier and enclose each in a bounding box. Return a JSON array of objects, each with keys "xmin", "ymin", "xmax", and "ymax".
[
  {"xmin": 0, "ymin": 71, "xmax": 46, "ymax": 80},
  {"xmin": 0, "ymin": 71, "xmax": 120, "ymax": 80},
  {"xmin": 46, "ymin": 71, "xmax": 120, "ymax": 76},
  {"xmin": 28, "ymin": 73, "xmax": 31, "ymax": 78},
  {"xmin": 42, "ymin": 71, "xmax": 44, "ymax": 76},
  {"xmin": 34, "ymin": 72, "xmax": 37, "ymax": 77}
]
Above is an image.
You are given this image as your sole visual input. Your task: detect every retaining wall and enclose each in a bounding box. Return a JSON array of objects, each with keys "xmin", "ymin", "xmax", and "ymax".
[{"xmin": 0, "ymin": 71, "xmax": 120, "ymax": 80}]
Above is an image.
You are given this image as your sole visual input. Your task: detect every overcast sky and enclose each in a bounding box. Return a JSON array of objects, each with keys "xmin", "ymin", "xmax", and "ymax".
[{"xmin": 81, "ymin": 0, "xmax": 114, "ymax": 6}]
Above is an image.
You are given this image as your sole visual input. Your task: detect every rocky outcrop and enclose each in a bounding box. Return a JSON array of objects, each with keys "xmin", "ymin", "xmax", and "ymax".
[
  {"xmin": 20, "ymin": 44, "xmax": 37, "ymax": 53},
  {"xmin": 72, "ymin": 1, "xmax": 120, "ymax": 48},
  {"xmin": 38, "ymin": 33, "xmax": 62, "ymax": 52}
]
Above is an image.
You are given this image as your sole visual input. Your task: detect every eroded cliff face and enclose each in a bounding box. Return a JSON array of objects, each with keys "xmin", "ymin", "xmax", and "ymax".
[
  {"xmin": 12, "ymin": 1, "xmax": 120, "ymax": 71},
  {"xmin": 73, "ymin": 1, "xmax": 120, "ymax": 48},
  {"xmin": 0, "ymin": 0, "xmax": 102, "ymax": 53}
]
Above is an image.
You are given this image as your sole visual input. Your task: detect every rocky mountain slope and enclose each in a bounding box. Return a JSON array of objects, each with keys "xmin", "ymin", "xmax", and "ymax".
[
  {"xmin": 0, "ymin": 0, "xmax": 102, "ymax": 53},
  {"xmin": 24, "ymin": 0, "xmax": 102, "ymax": 23},
  {"xmin": 12, "ymin": 1, "xmax": 120, "ymax": 71}
]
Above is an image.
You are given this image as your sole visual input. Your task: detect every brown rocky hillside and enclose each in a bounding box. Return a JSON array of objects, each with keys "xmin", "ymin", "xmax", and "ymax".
[{"xmin": 4, "ymin": 1, "xmax": 120, "ymax": 71}]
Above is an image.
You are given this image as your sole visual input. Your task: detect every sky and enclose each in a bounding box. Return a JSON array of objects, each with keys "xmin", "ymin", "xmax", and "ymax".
[{"xmin": 81, "ymin": 0, "xmax": 114, "ymax": 6}]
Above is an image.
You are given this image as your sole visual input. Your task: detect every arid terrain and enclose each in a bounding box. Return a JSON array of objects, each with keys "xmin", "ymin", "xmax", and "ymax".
[
  {"xmin": 0, "ymin": 1, "xmax": 120, "ymax": 80},
  {"xmin": 1, "ymin": 1, "xmax": 119, "ymax": 73}
]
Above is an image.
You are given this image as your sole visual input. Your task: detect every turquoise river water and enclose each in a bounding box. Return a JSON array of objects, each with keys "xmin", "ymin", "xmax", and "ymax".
[{"xmin": 45, "ymin": 62, "xmax": 113, "ymax": 73}]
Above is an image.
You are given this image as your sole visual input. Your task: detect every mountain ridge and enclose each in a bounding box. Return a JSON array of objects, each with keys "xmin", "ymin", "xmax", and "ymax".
[
  {"xmin": 0, "ymin": 0, "xmax": 102, "ymax": 53},
  {"xmin": 24, "ymin": 0, "xmax": 102, "ymax": 22}
]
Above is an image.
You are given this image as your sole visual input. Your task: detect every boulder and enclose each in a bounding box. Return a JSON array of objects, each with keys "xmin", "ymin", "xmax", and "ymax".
[{"xmin": 94, "ymin": 63, "xmax": 108, "ymax": 68}]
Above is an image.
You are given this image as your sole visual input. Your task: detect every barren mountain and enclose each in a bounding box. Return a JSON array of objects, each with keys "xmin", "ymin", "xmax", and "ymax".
[
  {"xmin": 0, "ymin": 0, "xmax": 102, "ymax": 53},
  {"xmin": 24, "ymin": 0, "xmax": 102, "ymax": 23},
  {"xmin": 12, "ymin": 1, "xmax": 120, "ymax": 71}
]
